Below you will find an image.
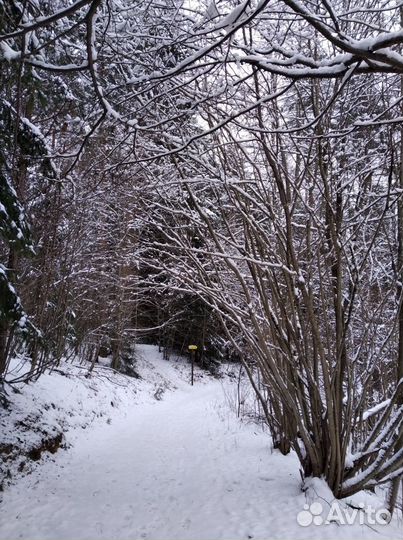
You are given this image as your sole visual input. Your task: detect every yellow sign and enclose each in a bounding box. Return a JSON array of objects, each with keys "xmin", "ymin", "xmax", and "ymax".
[{"xmin": 188, "ymin": 345, "xmax": 198, "ymax": 351}]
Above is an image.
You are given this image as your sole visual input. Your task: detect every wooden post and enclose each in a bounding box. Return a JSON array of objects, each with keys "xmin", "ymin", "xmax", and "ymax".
[{"xmin": 188, "ymin": 345, "xmax": 197, "ymax": 386}]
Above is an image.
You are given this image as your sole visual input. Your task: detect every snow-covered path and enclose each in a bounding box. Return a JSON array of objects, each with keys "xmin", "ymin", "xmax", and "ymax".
[
  {"xmin": 0, "ymin": 380, "xmax": 293, "ymax": 539},
  {"xmin": 0, "ymin": 347, "xmax": 401, "ymax": 540}
]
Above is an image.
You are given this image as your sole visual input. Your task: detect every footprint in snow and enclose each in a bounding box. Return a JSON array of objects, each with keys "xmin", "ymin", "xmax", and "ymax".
[{"xmin": 182, "ymin": 518, "xmax": 191, "ymax": 529}]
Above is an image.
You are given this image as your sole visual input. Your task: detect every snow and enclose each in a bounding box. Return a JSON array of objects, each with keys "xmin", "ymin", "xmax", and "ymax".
[
  {"xmin": 362, "ymin": 399, "xmax": 391, "ymax": 421},
  {"xmin": 205, "ymin": 0, "xmax": 220, "ymax": 21},
  {"xmin": 0, "ymin": 42, "xmax": 20, "ymax": 61},
  {"xmin": 0, "ymin": 345, "xmax": 402, "ymax": 540},
  {"xmin": 213, "ymin": 0, "xmax": 250, "ymax": 32}
]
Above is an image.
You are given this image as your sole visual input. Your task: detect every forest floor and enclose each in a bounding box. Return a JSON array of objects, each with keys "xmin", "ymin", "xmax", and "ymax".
[{"xmin": 0, "ymin": 345, "xmax": 402, "ymax": 540}]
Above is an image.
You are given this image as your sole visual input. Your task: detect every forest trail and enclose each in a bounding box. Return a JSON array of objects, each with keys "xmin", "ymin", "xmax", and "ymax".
[{"xmin": 0, "ymin": 347, "xmax": 401, "ymax": 540}]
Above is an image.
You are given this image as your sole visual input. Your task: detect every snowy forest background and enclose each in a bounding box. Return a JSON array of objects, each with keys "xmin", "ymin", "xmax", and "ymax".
[{"xmin": 1, "ymin": 0, "xmax": 403, "ymax": 516}]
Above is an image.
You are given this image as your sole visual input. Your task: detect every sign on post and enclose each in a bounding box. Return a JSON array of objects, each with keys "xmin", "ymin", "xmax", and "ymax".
[{"xmin": 188, "ymin": 345, "xmax": 197, "ymax": 385}]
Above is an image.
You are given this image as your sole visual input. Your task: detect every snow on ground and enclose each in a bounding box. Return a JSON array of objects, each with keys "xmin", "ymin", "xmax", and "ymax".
[
  {"xmin": 0, "ymin": 355, "xmax": 138, "ymax": 484},
  {"xmin": 0, "ymin": 345, "xmax": 402, "ymax": 540},
  {"xmin": 0, "ymin": 344, "xmax": 209, "ymax": 484}
]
